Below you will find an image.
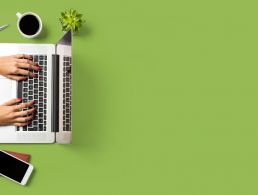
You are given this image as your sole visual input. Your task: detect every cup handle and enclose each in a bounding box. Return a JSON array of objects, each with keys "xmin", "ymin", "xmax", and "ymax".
[{"xmin": 16, "ymin": 12, "xmax": 22, "ymax": 18}]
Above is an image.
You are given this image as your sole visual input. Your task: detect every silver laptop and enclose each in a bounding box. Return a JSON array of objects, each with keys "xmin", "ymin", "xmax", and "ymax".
[{"xmin": 0, "ymin": 30, "xmax": 72, "ymax": 143}]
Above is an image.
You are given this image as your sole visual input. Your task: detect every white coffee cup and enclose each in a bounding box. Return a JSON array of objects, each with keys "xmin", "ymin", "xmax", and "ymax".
[{"xmin": 16, "ymin": 12, "xmax": 42, "ymax": 38}]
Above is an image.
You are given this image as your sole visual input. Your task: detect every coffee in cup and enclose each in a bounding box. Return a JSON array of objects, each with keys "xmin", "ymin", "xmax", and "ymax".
[{"xmin": 16, "ymin": 12, "xmax": 42, "ymax": 38}]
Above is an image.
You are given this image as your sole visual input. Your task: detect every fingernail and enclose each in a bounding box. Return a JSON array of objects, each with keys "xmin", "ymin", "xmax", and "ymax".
[
  {"xmin": 33, "ymin": 100, "xmax": 37, "ymax": 104},
  {"xmin": 17, "ymin": 97, "xmax": 22, "ymax": 102},
  {"xmin": 36, "ymin": 65, "xmax": 42, "ymax": 71},
  {"xmin": 22, "ymin": 77, "xmax": 28, "ymax": 80},
  {"xmin": 32, "ymin": 74, "xmax": 38, "ymax": 78}
]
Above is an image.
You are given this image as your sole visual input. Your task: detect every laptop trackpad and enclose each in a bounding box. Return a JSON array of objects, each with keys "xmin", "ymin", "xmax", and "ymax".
[
  {"xmin": 0, "ymin": 77, "xmax": 16, "ymax": 104},
  {"xmin": 0, "ymin": 77, "xmax": 16, "ymax": 132}
]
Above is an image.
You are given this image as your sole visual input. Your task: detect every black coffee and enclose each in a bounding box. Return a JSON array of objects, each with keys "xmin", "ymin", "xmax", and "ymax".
[{"xmin": 19, "ymin": 15, "xmax": 40, "ymax": 35}]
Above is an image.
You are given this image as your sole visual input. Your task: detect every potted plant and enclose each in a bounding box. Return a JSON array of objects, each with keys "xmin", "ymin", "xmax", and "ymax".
[{"xmin": 59, "ymin": 9, "xmax": 85, "ymax": 34}]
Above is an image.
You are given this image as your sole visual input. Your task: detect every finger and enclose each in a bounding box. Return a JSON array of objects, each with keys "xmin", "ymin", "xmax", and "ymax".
[
  {"xmin": 15, "ymin": 68, "xmax": 38, "ymax": 78},
  {"xmin": 15, "ymin": 108, "xmax": 36, "ymax": 117},
  {"xmin": 14, "ymin": 100, "xmax": 35, "ymax": 111},
  {"xmin": 2, "ymin": 98, "xmax": 22, "ymax": 106},
  {"xmin": 14, "ymin": 68, "xmax": 33, "ymax": 77},
  {"xmin": 13, "ymin": 54, "xmax": 32, "ymax": 59},
  {"xmin": 13, "ymin": 115, "xmax": 35, "ymax": 123},
  {"xmin": 7, "ymin": 75, "xmax": 28, "ymax": 81},
  {"xmin": 16, "ymin": 59, "xmax": 41, "ymax": 71},
  {"xmin": 13, "ymin": 122, "xmax": 31, "ymax": 127}
]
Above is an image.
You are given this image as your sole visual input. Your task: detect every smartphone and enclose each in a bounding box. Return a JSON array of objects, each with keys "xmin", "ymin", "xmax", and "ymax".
[{"xmin": 0, "ymin": 150, "xmax": 33, "ymax": 185}]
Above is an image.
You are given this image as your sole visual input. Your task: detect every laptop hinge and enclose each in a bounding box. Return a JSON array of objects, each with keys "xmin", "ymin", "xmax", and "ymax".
[{"xmin": 52, "ymin": 54, "xmax": 59, "ymax": 133}]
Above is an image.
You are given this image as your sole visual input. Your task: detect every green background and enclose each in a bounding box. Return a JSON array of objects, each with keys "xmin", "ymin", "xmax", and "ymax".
[{"xmin": 0, "ymin": 0, "xmax": 258, "ymax": 194}]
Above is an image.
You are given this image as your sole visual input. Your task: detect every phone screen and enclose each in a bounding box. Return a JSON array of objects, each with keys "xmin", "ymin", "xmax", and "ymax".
[{"xmin": 0, "ymin": 151, "xmax": 29, "ymax": 183}]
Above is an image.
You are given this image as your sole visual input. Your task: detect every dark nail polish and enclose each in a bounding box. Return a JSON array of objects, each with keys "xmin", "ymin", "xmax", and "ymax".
[
  {"xmin": 17, "ymin": 97, "xmax": 22, "ymax": 102},
  {"xmin": 36, "ymin": 65, "xmax": 42, "ymax": 71},
  {"xmin": 32, "ymin": 74, "xmax": 38, "ymax": 78}
]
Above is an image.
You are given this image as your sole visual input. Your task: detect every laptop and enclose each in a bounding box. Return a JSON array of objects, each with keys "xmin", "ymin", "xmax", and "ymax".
[{"xmin": 0, "ymin": 30, "xmax": 72, "ymax": 144}]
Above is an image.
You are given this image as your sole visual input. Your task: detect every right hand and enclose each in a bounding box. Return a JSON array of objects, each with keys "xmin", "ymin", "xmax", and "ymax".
[
  {"xmin": 0, "ymin": 54, "xmax": 41, "ymax": 81},
  {"xmin": 0, "ymin": 98, "xmax": 36, "ymax": 126}
]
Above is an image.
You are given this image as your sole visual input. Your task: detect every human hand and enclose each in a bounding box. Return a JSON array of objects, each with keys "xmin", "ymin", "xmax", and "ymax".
[
  {"xmin": 0, "ymin": 98, "xmax": 36, "ymax": 126},
  {"xmin": 0, "ymin": 54, "xmax": 41, "ymax": 81}
]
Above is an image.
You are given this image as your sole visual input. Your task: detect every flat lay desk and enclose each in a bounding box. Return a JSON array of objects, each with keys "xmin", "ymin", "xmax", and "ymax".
[{"xmin": 1, "ymin": 0, "xmax": 258, "ymax": 194}]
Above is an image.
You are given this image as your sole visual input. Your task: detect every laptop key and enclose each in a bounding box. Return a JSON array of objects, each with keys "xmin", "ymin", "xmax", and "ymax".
[{"xmin": 39, "ymin": 124, "xmax": 43, "ymax": 131}]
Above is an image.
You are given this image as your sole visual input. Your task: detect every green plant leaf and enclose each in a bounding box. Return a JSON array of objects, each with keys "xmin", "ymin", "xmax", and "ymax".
[{"xmin": 59, "ymin": 9, "xmax": 86, "ymax": 33}]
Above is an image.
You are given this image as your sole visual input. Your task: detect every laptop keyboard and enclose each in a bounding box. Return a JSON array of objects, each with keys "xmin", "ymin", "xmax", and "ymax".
[
  {"xmin": 17, "ymin": 54, "xmax": 48, "ymax": 131},
  {"xmin": 63, "ymin": 56, "xmax": 72, "ymax": 131},
  {"xmin": 17, "ymin": 55, "xmax": 72, "ymax": 132}
]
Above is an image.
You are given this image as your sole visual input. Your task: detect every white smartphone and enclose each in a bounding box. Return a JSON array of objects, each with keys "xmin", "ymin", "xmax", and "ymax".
[{"xmin": 0, "ymin": 150, "xmax": 33, "ymax": 185}]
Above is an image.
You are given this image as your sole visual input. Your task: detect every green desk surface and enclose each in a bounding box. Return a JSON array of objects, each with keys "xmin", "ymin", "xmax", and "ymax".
[{"xmin": 1, "ymin": 0, "xmax": 258, "ymax": 194}]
